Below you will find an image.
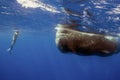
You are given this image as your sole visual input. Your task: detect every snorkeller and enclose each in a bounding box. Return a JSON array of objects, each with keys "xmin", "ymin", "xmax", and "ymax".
[
  {"xmin": 55, "ymin": 24, "xmax": 120, "ymax": 56},
  {"xmin": 7, "ymin": 30, "xmax": 20, "ymax": 54}
]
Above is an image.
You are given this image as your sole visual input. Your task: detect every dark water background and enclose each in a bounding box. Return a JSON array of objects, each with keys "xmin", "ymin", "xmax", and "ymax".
[{"xmin": 0, "ymin": 0, "xmax": 120, "ymax": 80}]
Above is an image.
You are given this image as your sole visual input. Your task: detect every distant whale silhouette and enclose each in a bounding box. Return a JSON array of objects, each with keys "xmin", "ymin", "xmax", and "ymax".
[{"xmin": 55, "ymin": 24, "xmax": 120, "ymax": 56}]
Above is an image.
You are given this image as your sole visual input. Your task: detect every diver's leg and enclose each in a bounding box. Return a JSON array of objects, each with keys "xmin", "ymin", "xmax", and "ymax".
[{"xmin": 7, "ymin": 39, "xmax": 15, "ymax": 53}]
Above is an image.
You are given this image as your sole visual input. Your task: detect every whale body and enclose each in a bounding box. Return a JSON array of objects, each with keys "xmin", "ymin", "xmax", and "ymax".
[{"xmin": 55, "ymin": 24, "xmax": 120, "ymax": 56}]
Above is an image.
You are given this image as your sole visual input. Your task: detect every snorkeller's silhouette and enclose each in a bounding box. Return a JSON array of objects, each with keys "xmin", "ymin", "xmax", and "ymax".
[{"xmin": 7, "ymin": 30, "xmax": 19, "ymax": 54}]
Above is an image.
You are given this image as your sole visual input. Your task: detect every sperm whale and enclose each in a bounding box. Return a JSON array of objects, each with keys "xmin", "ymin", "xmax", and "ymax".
[{"xmin": 55, "ymin": 24, "xmax": 120, "ymax": 56}]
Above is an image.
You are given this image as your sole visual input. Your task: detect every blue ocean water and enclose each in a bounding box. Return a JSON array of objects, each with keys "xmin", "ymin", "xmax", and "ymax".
[{"xmin": 0, "ymin": 0, "xmax": 120, "ymax": 80}]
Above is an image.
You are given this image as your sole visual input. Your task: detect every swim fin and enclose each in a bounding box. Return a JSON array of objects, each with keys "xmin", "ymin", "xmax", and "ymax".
[{"xmin": 7, "ymin": 48, "xmax": 12, "ymax": 54}]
